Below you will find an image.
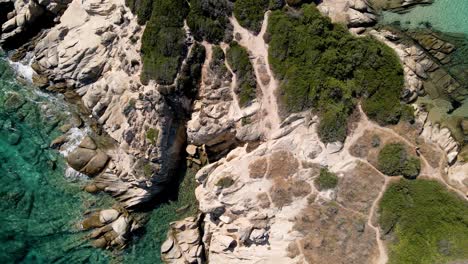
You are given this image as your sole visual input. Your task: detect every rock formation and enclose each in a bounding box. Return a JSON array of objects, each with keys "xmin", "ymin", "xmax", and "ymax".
[
  {"xmin": 1, "ymin": 0, "xmax": 466, "ymax": 261},
  {"xmin": 162, "ymin": 1, "xmax": 467, "ymax": 263}
]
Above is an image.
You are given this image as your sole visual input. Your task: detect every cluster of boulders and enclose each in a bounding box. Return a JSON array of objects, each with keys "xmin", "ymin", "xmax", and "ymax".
[
  {"xmin": 1, "ymin": 0, "xmax": 197, "ymax": 250},
  {"xmin": 369, "ymin": 30, "xmax": 465, "ymax": 161},
  {"xmin": 81, "ymin": 207, "xmax": 138, "ymax": 249},
  {"xmin": 2, "ymin": 0, "xmax": 191, "ymax": 210},
  {"xmin": 66, "ymin": 136, "xmax": 109, "ymax": 176},
  {"xmin": 0, "ymin": 0, "xmax": 72, "ymax": 48},
  {"xmin": 161, "ymin": 215, "xmax": 204, "ymax": 263},
  {"xmin": 317, "ymin": 0, "xmax": 377, "ymax": 34}
]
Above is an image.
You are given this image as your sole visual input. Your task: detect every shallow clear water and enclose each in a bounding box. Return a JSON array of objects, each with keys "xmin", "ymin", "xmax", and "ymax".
[
  {"xmin": 0, "ymin": 53, "xmax": 112, "ymax": 263},
  {"xmin": 381, "ymin": 0, "xmax": 468, "ymax": 35},
  {"xmin": 0, "ymin": 52, "xmax": 198, "ymax": 263}
]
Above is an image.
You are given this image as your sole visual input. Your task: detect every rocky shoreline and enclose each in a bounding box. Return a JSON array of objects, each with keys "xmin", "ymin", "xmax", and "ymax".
[{"xmin": 1, "ymin": 0, "xmax": 467, "ymax": 262}]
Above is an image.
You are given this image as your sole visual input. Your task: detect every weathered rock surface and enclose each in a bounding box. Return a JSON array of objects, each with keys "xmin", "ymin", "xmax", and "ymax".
[
  {"xmin": 0, "ymin": 0, "xmax": 71, "ymax": 48},
  {"xmin": 161, "ymin": 215, "xmax": 204, "ymax": 264},
  {"xmin": 3, "ymin": 0, "xmax": 195, "ymax": 209},
  {"xmin": 317, "ymin": 0, "xmax": 377, "ymax": 30},
  {"xmin": 187, "ymin": 43, "xmax": 262, "ymax": 160}
]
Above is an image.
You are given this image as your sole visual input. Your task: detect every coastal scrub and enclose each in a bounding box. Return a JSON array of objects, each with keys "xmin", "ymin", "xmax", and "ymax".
[
  {"xmin": 379, "ymin": 179, "xmax": 468, "ymax": 264},
  {"xmin": 377, "ymin": 143, "xmax": 421, "ymax": 179},
  {"xmin": 226, "ymin": 42, "xmax": 258, "ymax": 107},
  {"xmin": 267, "ymin": 4, "xmax": 406, "ymax": 143}
]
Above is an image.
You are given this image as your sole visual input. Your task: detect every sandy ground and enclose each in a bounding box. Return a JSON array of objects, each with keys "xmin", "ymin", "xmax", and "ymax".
[{"xmin": 230, "ymin": 12, "xmax": 281, "ymax": 139}]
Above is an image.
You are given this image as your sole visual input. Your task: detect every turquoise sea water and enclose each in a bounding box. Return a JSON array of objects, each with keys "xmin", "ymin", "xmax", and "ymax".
[
  {"xmin": 0, "ymin": 53, "xmax": 112, "ymax": 263},
  {"xmin": 0, "ymin": 51, "xmax": 198, "ymax": 263},
  {"xmin": 382, "ymin": 0, "xmax": 468, "ymax": 35}
]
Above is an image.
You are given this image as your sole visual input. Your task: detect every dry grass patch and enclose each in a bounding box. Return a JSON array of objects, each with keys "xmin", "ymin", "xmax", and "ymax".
[
  {"xmin": 291, "ymin": 180, "xmax": 312, "ymax": 198},
  {"xmin": 270, "ymin": 178, "xmax": 293, "ymax": 208},
  {"xmin": 293, "ymin": 203, "xmax": 379, "ymax": 264},
  {"xmin": 267, "ymin": 151, "xmax": 298, "ymax": 179},
  {"xmin": 256, "ymin": 192, "xmax": 271, "ymax": 209},
  {"xmin": 418, "ymin": 141, "xmax": 443, "ymax": 168},
  {"xmin": 249, "ymin": 157, "xmax": 268, "ymax": 179},
  {"xmin": 336, "ymin": 162, "xmax": 385, "ymax": 214},
  {"xmin": 350, "ymin": 129, "xmax": 418, "ymax": 169}
]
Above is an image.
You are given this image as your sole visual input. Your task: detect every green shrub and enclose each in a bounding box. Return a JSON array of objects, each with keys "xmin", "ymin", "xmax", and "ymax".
[
  {"xmin": 234, "ymin": 0, "xmax": 270, "ymax": 34},
  {"xmin": 143, "ymin": 162, "xmax": 154, "ymax": 178},
  {"xmin": 146, "ymin": 128, "xmax": 159, "ymax": 145},
  {"xmin": 176, "ymin": 42, "xmax": 206, "ymax": 97},
  {"xmin": 269, "ymin": 0, "xmax": 285, "ymax": 10},
  {"xmin": 377, "ymin": 143, "xmax": 421, "ymax": 179},
  {"xmin": 226, "ymin": 42, "xmax": 257, "ymax": 107},
  {"xmin": 187, "ymin": 0, "xmax": 233, "ymax": 43},
  {"xmin": 140, "ymin": 0, "xmax": 189, "ymax": 84},
  {"xmin": 379, "ymin": 179, "xmax": 468, "ymax": 264},
  {"xmin": 125, "ymin": 0, "xmax": 154, "ymax": 25},
  {"xmin": 315, "ymin": 168, "xmax": 338, "ymax": 190},
  {"xmin": 267, "ymin": 4, "xmax": 405, "ymax": 142}
]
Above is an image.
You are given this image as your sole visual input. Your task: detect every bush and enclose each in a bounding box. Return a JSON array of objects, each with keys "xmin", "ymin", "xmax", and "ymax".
[
  {"xmin": 146, "ymin": 128, "xmax": 159, "ymax": 145},
  {"xmin": 377, "ymin": 143, "xmax": 421, "ymax": 179},
  {"xmin": 187, "ymin": 0, "xmax": 233, "ymax": 43},
  {"xmin": 176, "ymin": 42, "xmax": 206, "ymax": 98},
  {"xmin": 140, "ymin": 0, "xmax": 189, "ymax": 84},
  {"xmin": 226, "ymin": 42, "xmax": 257, "ymax": 107},
  {"xmin": 379, "ymin": 179, "xmax": 468, "ymax": 264},
  {"xmin": 315, "ymin": 168, "xmax": 338, "ymax": 191},
  {"xmin": 267, "ymin": 4, "xmax": 405, "ymax": 142},
  {"xmin": 233, "ymin": 0, "xmax": 270, "ymax": 34},
  {"xmin": 125, "ymin": 0, "xmax": 154, "ymax": 25}
]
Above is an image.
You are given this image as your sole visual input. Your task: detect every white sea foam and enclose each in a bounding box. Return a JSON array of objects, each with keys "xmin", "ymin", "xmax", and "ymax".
[
  {"xmin": 8, "ymin": 52, "xmax": 36, "ymax": 82},
  {"xmin": 60, "ymin": 127, "xmax": 90, "ymax": 157},
  {"xmin": 65, "ymin": 166, "xmax": 89, "ymax": 181}
]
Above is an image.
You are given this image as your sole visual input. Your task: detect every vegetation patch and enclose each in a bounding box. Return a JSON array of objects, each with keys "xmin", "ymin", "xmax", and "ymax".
[
  {"xmin": 176, "ymin": 42, "xmax": 206, "ymax": 98},
  {"xmin": 216, "ymin": 176, "xmax": 235, "ymax": 188},
  {"xmin": 125, "ymin": 0, "xmax": 154, "ymax": 24},
  {"xmin": 315, "ymin": 168, "xmax": 338, "ymax": 191},
  {"xmin": 233, "ymin": 0, "xmax": 270, "ymax": 34},
  {"xmin": 140, "ymin": 0, "xmax": 189, "ymax": 84},
  {"xmin": 267, "ymin": 4, "xmax": 406, "ymax": 143},
  {"xmin": 379, "ymin": 179, "xmax": 468, "ymax": 264},
  {"xmin": 226, "ymin": 42, "xmax": 258, "ymax": 107},
  {"xmin": 187, "ymin": 0, "xmax": 233, "ymax": 43},
  {"xmin": 146, "ymin": 127, "xmax": 159, "ymax": 145},
  {"xmin": 377, "ymin": 143, "xmax": 420, "ymax": 179}
]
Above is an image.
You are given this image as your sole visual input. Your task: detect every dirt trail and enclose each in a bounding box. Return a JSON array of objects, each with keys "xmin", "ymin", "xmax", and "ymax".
[
  {"xmin": 230, "ymin": 12, "xmax": 281, "ymax": 139},
  {"xmin": 355, "ymin": 105, "xmax": 468, "ymax": 200}
]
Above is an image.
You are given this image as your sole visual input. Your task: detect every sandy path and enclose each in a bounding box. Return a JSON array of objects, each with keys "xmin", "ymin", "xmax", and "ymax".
[
  {"xmin": 356, "ymin": 105, "xmax": 468, "ymax": 200},
  {"xmin": 229, "ymin": 12, "xmax": 281, "ymax": 139}
]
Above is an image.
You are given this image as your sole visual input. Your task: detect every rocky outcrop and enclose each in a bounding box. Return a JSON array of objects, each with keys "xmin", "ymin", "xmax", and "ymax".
[
  {"xmin": 161, "ymin": 215, "xmax": 204, "ymax": 263},
  {"xmin": 82, "ymin": 207, "xmax": 139, "ymax": 249},
  {"xmin": 66, "ymin": 136, "xmax": 109, "ymax": 176},
  {"xmin": 317, "ymin": 0, "xmax": 377, "ymax": 33},
  {"xmin": 163, "ymin": 113, "xmax": 392, "ymax": 263},
  {"xmin": 14, "ymin": 0, "xmax": 194, "ymax": 209},
  {"xmin": 187, "ymin": 43, "xmax": 263, "ymax": 160},
  {"xmin": 0, "ymin": 0, "xmax": 71, "ymax": 49}
]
